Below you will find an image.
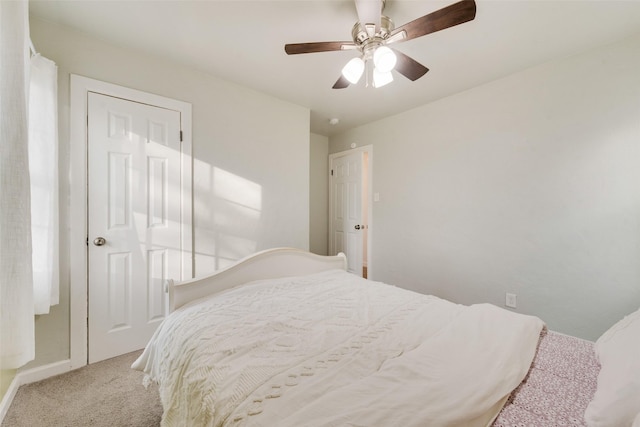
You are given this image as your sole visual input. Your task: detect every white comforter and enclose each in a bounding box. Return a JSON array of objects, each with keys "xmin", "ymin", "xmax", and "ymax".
[{"xmin": 133, "ymin": 269, "xmax": 544, "ymax": 427}]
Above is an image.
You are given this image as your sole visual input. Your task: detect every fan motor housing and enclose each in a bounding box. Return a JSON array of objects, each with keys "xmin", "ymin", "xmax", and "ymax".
[{"xmin": 351, "ymin": 15, "xmax": 395, "ymax": 49}]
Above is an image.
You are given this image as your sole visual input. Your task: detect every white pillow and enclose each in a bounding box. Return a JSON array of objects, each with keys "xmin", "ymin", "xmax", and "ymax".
[{"xmin": 584, "ymin": 307, "xmax": 640, "ymax": 427}]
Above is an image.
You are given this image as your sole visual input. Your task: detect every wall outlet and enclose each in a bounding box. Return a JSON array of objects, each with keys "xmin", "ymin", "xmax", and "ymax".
[{"xmin": 505, "ymin": 293, "xmax": 517, "ymax": 309}]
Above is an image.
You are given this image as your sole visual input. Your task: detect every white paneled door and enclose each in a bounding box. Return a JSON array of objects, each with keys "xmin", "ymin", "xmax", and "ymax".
[
  {"xmin": 330, "ymin": 151, "xmax": 364, "ymax": 276},
  {"xmin": 87, "ymin": 92, "xmax": 182, "ymax": 363}
]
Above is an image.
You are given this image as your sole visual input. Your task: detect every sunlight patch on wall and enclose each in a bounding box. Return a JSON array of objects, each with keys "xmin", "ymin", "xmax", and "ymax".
[
  {"xmin": 193, "ymin": 160, "xmax": 263, "ymax": 276},
  {"xmin": 213, "ymin": 167, "xmax": 262, "ymax": 212}
]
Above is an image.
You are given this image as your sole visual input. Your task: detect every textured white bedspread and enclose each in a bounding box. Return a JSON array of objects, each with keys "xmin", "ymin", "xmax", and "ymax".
[{"xmin": 132, "ymin": 270, "xmax": 544, "ymax": 427}]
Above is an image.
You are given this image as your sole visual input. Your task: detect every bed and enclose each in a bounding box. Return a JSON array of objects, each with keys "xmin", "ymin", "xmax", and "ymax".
[{"xmin": 132, "ymin": 248, "xmax": 640, "ymax": 427}]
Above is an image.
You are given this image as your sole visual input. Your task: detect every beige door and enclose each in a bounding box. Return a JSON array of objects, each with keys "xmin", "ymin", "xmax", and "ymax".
[{"xmin": 87, "ymin": 92, "xmax": 182, "ymax": 363}]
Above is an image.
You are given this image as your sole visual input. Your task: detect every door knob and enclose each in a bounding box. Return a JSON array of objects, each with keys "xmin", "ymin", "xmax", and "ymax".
[
  {"xmin": 93, "ymin": 237, "xmax": 106, "ymax": 246},
  {"xmin": 355, "ymin": 225, "xmax": 361, "ymax": 230}
]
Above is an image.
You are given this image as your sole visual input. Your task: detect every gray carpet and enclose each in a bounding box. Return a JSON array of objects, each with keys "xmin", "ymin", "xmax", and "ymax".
[{"xmin": 2, "ymin": 350, "xmax": 162, "ymax": 427}]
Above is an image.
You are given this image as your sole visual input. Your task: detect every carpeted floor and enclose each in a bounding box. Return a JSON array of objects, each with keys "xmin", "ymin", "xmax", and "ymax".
[{"xmin": 2, "ymin": 350, "xmax": 162, "ymax": 427}]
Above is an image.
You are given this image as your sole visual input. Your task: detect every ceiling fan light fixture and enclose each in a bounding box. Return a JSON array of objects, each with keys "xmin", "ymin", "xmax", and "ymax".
[
  {"xmin": 342, "ymin": 57, "xmax": 365, "ymax": 84},
  {"xmin": 373, "ymin": 46, "xmax": 397, "ymax": 73},
  {"xmin": 373, "ymin": 68, "xmax": 393, "ymax": 88},
  {"xmin": 285, "ymin": 0, "xmax": 477, "ymax": 89}
]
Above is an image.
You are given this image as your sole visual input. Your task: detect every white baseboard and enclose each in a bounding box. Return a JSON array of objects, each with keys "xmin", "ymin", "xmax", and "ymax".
[
  {"xmin": 0, "ymin": 375, "xmax": 20, "ymax": 424},
  {"xmin": 16, "ymin": 359, "xmax": 72, "ymax": 385},
  {"xmin": 0, "ymin": 359, "xmax": 73, "ymax": 424}
]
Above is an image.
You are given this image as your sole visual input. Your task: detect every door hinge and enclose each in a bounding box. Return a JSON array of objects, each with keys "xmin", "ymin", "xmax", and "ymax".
[
  {"xmin": 86, "ymin": 236, "xmax": 89, "ymax": 246},
  {"xmin": 179, "ymin": 130, "xmax": 183, "ymax": 142},
  {"xmin": 331, "ymin": 169, "xmax": 334, "ymax": 176}
]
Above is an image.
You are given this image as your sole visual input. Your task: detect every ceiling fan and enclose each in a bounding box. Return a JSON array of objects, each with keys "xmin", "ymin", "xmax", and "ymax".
[{"xmin": 284, "ymin": 0, "xmax": 476, "ymax": 89}]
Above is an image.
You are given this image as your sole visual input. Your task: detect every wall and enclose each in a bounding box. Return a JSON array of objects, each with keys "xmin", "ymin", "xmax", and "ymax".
[
  {"xmin": 25, "ymin": 17, "xmax": 310, "ymax": 369},
  {"xmin": 330, "ymin": 34, "xmax": 640, "ymax": 341},
  {"xmin": 0, "ymin": 370, "xmax": 14, "ymax": 400},
  {"xmin": 309, "ymin": 133, "xmax": 329, "ymax": 255}
]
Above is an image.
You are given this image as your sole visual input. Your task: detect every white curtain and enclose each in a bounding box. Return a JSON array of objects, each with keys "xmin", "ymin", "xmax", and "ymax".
[
  {"xmin": 29, "ymin": 54, "xmax": 59, "ymax": 315},
  {"xmin": 0, "ymin": 0, "xmax": 35, "ymax": 369}
]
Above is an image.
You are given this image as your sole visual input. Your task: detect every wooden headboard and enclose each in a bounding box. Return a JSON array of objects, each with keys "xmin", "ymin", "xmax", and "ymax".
[{"xmin": 168, "ymin": 247, "xmax": 347, "ymax": 311}]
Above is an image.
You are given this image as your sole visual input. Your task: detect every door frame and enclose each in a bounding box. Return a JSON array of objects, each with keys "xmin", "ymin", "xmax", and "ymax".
[
  {"xmin": 328, "ymin": 145, "xmax": 373, "ymax": 278},
  {"xmin": 69, "ymin": 75, "xmax": 193, "ymax": 368}
]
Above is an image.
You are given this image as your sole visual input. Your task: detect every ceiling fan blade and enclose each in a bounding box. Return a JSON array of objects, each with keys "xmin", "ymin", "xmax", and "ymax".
[
  {"xmin": 355, "ymin": 0, "xmax": 382, "ymax": 33},
  {"xmin": 389, "ymin": 0, "xmax": 476, "ymax": 43},
  {"xmin": 285, "ymin": 41, "xmax": 357, "ymax": 55},
  {"xmin": 332, "ymin": 75, "xmax": 350, "ymax": 89},
  {"xmin": 392, "ymin": 49, "xmax": 429, "ymax": 81}
]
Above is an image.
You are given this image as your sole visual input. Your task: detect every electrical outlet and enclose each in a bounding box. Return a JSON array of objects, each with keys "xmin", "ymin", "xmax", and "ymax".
[{"xmin": 505, "ymin": 293, "xmax": 517, "ymax": 309}]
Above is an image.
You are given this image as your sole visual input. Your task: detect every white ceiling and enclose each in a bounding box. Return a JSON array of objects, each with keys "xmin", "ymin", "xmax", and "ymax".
[{"xmin": 30, "ymin": 0, "xmax": 640, "ymax": 137}]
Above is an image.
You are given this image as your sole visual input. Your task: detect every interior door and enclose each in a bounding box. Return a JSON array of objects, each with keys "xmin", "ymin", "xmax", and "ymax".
[
  {"xmin": 330, "ymin": 151, "xmax": 364, "ymax": 275},
  {"xmin": 87, "ymin": 92, "xmax": 181, "ymax": 363}
]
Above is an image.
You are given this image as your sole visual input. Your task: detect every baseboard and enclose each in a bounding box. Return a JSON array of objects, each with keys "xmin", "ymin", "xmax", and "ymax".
[
  {"xmin": 551, "ymin": 329, "xmax": 595, "ymax": 343},
  {"xmin": 0, "ymin": 376, "xmax": 19, "ymax": 423},
  {"xmin": 0, "ymin": 359, "xmax": 72, "ymax": 424},
  {"xmin": 16, "ymin": 359, "xmax": 72, "ymax": 385}
]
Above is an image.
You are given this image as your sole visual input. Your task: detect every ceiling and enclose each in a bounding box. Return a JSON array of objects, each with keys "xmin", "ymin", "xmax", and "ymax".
[{"xmin": 30, "ymin": 0, "xmax": 640, "ymax": 137}]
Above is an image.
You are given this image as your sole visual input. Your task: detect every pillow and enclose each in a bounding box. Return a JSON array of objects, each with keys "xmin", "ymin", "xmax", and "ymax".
[{"xmin": 584, "ymin": 307, "xmax": 640, "ymax": 427}]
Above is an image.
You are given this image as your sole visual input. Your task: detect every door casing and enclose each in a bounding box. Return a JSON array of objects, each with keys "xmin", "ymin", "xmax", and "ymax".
[{"xmin": 69, "ymin": 75, "xmax": 193, "ymax": 368}]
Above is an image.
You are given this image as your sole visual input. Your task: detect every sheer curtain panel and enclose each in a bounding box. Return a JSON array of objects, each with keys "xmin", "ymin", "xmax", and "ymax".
[
  {"xmin": 29, "ymin": 54, "xmax": 59, "ymax": 314},
  {"xmin": 0, "ymin": 0, "xmax": 35, "ymax": 369}
]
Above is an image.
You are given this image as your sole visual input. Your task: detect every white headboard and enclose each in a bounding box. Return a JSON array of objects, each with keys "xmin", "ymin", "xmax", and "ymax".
[{"xmin": 169, "ymin": 248, "xmax": 347, "ymax": 311}]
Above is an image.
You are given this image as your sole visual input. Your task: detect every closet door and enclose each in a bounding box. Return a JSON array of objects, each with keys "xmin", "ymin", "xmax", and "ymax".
[{"xmin": 87, "ymin": 92, "xmax": 181, "ymax": 363}]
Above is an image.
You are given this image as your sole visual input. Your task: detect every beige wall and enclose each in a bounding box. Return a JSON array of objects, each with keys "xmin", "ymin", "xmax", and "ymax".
[
  {"xmin": 310, "ymin": 133, "xmax": 329, "ymax": 255},
  {"xmin": 330, "ymin": 34, "xmax": 640, "ymax": 341},
  {"xmin": 25, "ymin": 17, "xmax": 310, "ymax": 369},
  {"xmin": 0, "ymin": 369, "xmax": 15, "ymax": 400}
]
